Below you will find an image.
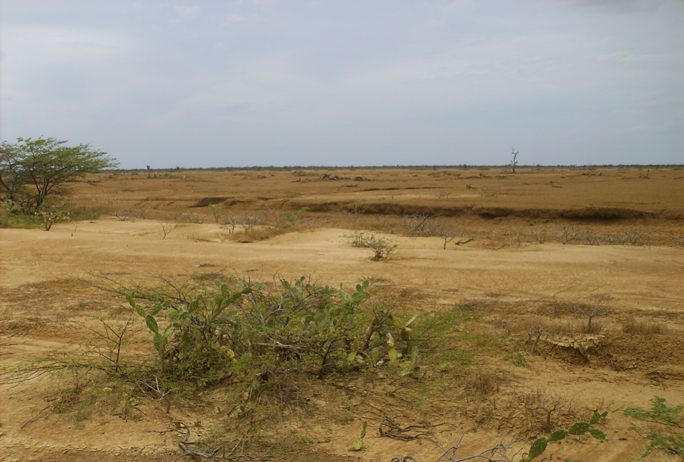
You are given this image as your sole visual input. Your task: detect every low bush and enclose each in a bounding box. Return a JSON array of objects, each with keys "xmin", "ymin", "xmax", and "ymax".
[
  {"xmin": 343, "ymin": 231, "xmax": 397, "ymax": 260},
  {"xmin": 127, "ymin": 277, "xmax": 417, "ymax": 387}
]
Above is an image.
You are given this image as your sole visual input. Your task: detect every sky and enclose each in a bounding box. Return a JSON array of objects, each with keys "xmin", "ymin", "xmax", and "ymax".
[{"xmin": 1, "ymin": 0, "xmax": 683, "ymax": 168}]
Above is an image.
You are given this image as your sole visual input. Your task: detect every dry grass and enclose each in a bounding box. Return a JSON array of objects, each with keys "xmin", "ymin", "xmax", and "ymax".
[
  {"xmin": 547, "ymin": 320, "xmax": 585, "ymax": 336},
  {"xmin": 466, "ymin": 368, "xmax": 502, "ymax": 396},
  {"xmin": 225, "ymin": 225, "xmax": 301, "ymax": 242},
  {"xmin": 622, "ymin": 317, "xmax": 668, "ymax": 335},
  {"xmin": 502, "ymin": 317, "xmax": 552, "ymax": 336}
]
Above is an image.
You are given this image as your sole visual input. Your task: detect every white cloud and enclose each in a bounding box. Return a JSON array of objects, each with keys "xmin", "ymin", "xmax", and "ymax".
[
  {"xmin": 174, "ymin": 5, "xmax": 201, "ymax": 20},
  {"xmin": 223, "ymin": 14, "xmax": 245, "ymax": 25},
  {"xmin": 562, "ymin": 0, "xmax": 665, "ymax": 14},
  {"xmin": 446, "ymin": 0, "xmax": 473, "ymax": 10}
]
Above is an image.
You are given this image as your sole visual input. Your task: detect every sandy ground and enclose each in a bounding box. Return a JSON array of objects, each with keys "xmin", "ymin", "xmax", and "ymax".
[
  {"xmin": 1, "ymin": 167, "xmax": 683, "ymax": 461},
  {"xmin": 1, "ymin": 218, "xmax": 683, "ymax": 461}
]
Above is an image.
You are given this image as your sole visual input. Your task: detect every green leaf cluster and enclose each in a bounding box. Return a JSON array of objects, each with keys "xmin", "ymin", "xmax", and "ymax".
[{"xmin": 523, "ymin": 409, "xmax": 608, "ymax": 461}]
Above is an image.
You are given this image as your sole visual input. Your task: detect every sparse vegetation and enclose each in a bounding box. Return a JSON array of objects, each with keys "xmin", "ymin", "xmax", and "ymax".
[
  {"xmin": 622, "ymin": 396, "xmax": 683, "ymax": 460},
  {"xmin": 36, "ymin": 208, "xmax": 70, "ymax": 231},
  {"xmin": 208, "ymin": 203, "xmax": 222, "ymax": 223},
  {"xmin": 386, "ymin": 409, "xmax": 607, "ymax": 462},
  {"xmin": 622, "ymin": 317, "xmax": 667, "ymax": 336},
  {"xmin": 343, "ymin": 231, "xmax": 397, "ymax": 260},
  {"xmin": 115, "ymin": 208, "xmax": 144, "ymax": 221},
  {"xmin": 280, "ymin": 207, "xmax": 308, "ymax": 227},
  {"xmin": 344, "ymin": 203, "xmax": 368, "ymax": 224},
  {"xmin": 2, "ymin": 166, "xmax": 682, "ymax": 461},
  {"xmin": 530, "ymin": 223, "xmax": 549, "ymax": 244}
]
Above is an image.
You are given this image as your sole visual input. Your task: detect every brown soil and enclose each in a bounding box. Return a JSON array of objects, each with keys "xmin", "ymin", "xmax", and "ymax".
[{"xmin": 1, "ymin": 167, "xmax": 683, "ymax": 462}]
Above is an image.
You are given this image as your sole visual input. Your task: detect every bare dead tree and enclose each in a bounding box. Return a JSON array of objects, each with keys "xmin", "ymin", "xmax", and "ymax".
[
  {"xmin": 220, "ymin": 214, "xmax": 240, "ymax": 234},
  {"xmin": 345, "ymin": 203, "xmax": 368, "ymax": 224},
  {"xmin": 510, "ymin": 148, "xmax": 519, "ymax": 174},
  {"xmin": 573, "ymin": 297, "xmax": 611, "ymax": 333},
  {"xmin": 240, "ymin": 213, "xmax": 260, "ymax": 231},
  {"xmin": 83, "ymin": 317, "xmax": 139, "ymax": 374},
  {"xmin": 525, "ymin": 397, "xmax": 566, "ymax": 432},
  {"xmin": 115, "ymin": 208, "xmax": 144, "ymax": 221},
  {"xmin": 402, "ymin": 213, "xmax": 434, "ymax": 236},
  {"xmin": 529, "ymin": 322, "xmax": 556, "ymax": 354},
  {"xmin": 136, "ymin": 375, "xmax": 176, "ymax": 415}
]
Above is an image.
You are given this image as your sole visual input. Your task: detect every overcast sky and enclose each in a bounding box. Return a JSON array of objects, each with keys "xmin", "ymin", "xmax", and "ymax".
[{"xmin": 1, "ymin": 1, "xmax": 683, "ymax": 168}]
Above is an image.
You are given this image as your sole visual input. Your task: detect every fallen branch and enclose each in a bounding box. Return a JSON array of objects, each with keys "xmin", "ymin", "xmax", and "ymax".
[
  {"xmin": 173, "ymin": 423, "xmax": 270, "ymax": 461},
  {"xmin": 379, "ymin": 415, "xmax": 434, "ymax": 441}
]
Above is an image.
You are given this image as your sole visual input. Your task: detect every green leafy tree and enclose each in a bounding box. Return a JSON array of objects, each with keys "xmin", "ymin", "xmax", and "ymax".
[{"xmin": 0, "ymin": 137, "xmax": 118, "ymax": 212}]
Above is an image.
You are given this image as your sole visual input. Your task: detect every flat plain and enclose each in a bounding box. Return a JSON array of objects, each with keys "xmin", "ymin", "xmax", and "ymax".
[{"xmin": 1, "ymin": 166, "xmax": 683, "ymax": 462}]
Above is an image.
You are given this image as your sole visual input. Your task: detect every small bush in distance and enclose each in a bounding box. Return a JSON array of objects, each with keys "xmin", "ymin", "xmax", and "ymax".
[
  {"xmin": 280, "ymin": 207, "xmax": 308, "ymax": 227},
  {"xmin": 343, "ymin": 231, "xmax": 371, "ymax": 248},
  {"xmin": 343, "ymin": 231, "xmax": 397, "ymax": 261},
  {"xmin": 36, "ymin": 207, "xmax": 70, "ymax": 231},
  {"xmin": 368, "ymin": 235, "xmax": 397, "ymax": 261}
]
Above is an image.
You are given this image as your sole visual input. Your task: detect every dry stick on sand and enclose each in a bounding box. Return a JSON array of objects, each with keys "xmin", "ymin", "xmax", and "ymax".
[
  {"xmin": 174, "ymin": 425, "xmax": 270, "ymax": 462},
  {"xmin": 389, "ymin": 420, "xmax": 522, "ymax": 462},
  {"xmin": 159, "ymin": 222, "xmax": 177, "ymax": 240},
  {"xmin": 136, "ymin": 375, "xmax": 176, "ymax": 415},
  {"xmin": 379, "ymin": 415, "xmax": 435, "ymax": 441},
  {"xmin": 20, "ymin": 404, "xmax": 53, "ymax": 429}
]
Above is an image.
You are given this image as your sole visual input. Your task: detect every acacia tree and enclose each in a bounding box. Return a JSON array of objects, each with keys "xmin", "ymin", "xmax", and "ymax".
[{"xmin": 0, "ymin": 137, "xmax": 118, "ymax": 212}]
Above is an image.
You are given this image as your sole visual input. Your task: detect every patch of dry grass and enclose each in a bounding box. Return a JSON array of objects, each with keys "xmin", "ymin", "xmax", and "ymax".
[
  {"xmin": 622, "ymin": 317, "xmax": 668, "ymax": 335},
  {"xmin": 465, "ymin": 368, "xmax": 502, "ymax": 396}
]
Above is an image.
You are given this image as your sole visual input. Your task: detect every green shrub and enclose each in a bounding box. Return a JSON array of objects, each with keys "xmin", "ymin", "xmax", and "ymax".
[
  {"xmin": 280, "ymin": 207, "xmax": 308, "ymax": 227},
  {"xmin": 622, "ymin": 396, "xmax": 684, "ymax": 460},
  {"xmin": 127, "ymin": 277, "xmax": 417, "ymax": 387}
]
